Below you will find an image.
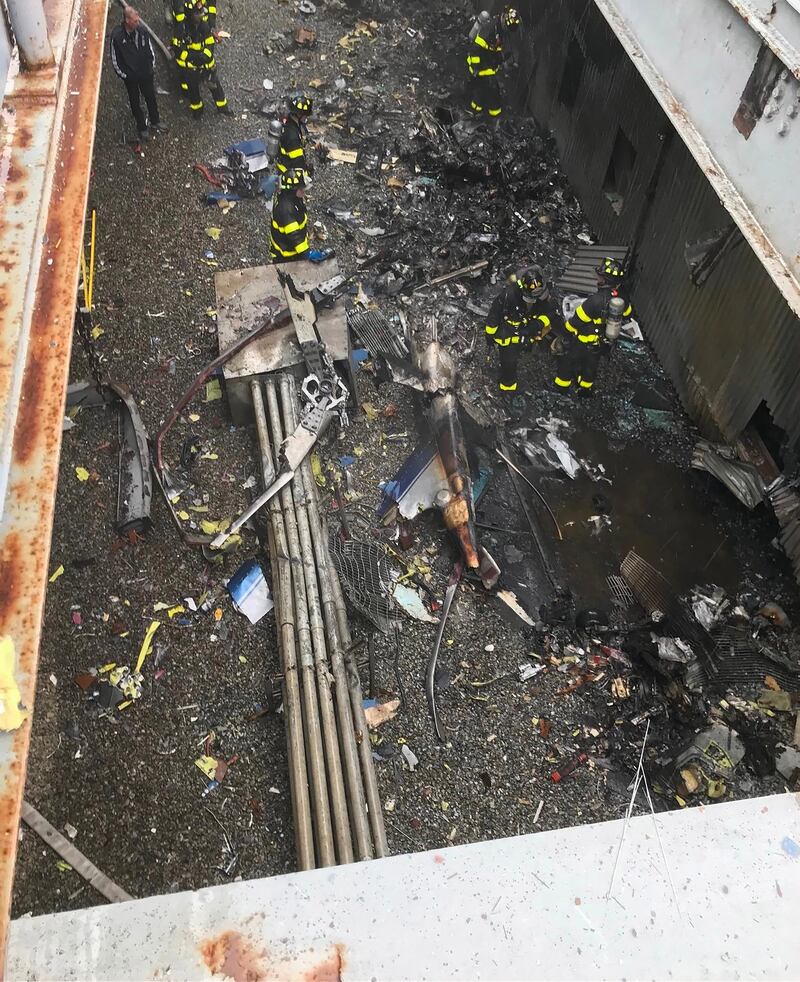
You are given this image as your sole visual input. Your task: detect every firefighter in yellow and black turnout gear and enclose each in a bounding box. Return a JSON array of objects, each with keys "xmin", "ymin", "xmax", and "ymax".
[
  {"xmin": 486, "ymin": 265, "xmax": 559, "ymax": 397},
  {"xmin": 270, "ymin": 168, "xmax": 310, "ymax": 263},
  {"xmin": 169, "ymin": 0, "xmax": 217, "ymax": 95},
  {"xmin": 466, "ymin": 6, "xmax": 521, "ymax": 118},
  {"xmin": 176, "ymin": 1, "xmax": 232, "ymax": 116},
  {"xmin": 277, "ymin": 94, "xmax": 313, "ymax": 180},
  {"xmin": 553, "ymin": 257, "xmax": 633, "ymax": 396}
]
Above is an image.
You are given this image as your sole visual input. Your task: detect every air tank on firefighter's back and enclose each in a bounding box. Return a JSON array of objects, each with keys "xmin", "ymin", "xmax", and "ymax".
[
  {"xmin": 605, "ymin": 295, "xmax": 627, "ymax": 341},
  {"xmin": 266, "ymin": 119, "xmax": 283, "ymax": 160}
]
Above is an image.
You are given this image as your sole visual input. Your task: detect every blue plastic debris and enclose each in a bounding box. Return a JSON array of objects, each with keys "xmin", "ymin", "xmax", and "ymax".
[
  {"xmin": 339, "ymin": 455, "xmax": 357, "ymax": 469},
  {"xmin": 224, "ymin": 138, "xmax": 269, "ymax": 173},
  {"xmin": 309, "ymin": 248, "xmax": 334, "ymax": 263},
  {"xmin": 228, "ymin": 559, "xmax": 273, "ymax": 625},
  {"xmin": 781, "ymin": 836, "xmax": 800, "ymax": 859}
]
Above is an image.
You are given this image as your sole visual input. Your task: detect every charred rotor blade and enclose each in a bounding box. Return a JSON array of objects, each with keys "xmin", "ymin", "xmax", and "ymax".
[{"xmin": 426, "ymin": 562, "xmax": 463, "ymax": 743}]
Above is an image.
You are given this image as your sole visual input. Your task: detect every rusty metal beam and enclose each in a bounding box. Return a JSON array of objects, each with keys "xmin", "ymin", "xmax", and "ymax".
[
  {"xmin": 5, "ymin": 0, "xmax": 55, "ymax": 70},
  {"xmin": 0, "ymin": 0, "xmax": 106, "ymax": 966}
]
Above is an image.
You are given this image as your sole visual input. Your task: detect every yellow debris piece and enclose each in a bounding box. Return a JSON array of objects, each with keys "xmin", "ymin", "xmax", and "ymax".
[
  {"xmin": 195, "ymin": 754, "xmax": 218, "ymax": 780},
  {"xmin": 200, "ymin": 518, "xmax": 231, "ymax": 535},
  {"xmin": 135, "ymin": 621, "xmax": 161, "ymax": 674},
  {"xmin": 0, "ymin": 637, "xmax": 29, "ymax": 730}
]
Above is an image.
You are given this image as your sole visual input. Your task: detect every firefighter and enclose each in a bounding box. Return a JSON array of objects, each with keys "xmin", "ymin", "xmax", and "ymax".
[
  {"xmin": 277, "ymin": 95, "xmax": 313, "ymax": 180},
  {"xmin": 486, "ymin": 265, "xmax": 558, "ymax": 396},
  {"xmin": 169, "ymin": 0, "xmax": 190, "ymax": 95},
  {"xmin": 553, "ymin": 257, "xmax": 633, "ymax": 396},
  {"xmin": 176, "ymin": 0, "xmax": 232, "ymax": 116},
  {"xmin": 466, "ymin": 6, "xmax": 521, "ymax": 118},
  {"xmin": 170, "ymin": 0, "xmax": 218, "ymax": 96},
  {"xmin": 270, "ymin": 169, "xmax": 310, "ymax": 263}
]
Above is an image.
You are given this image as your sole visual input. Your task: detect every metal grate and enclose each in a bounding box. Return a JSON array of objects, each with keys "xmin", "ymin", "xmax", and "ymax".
[
  {"xmin": 607, "ymin": 574, "xmax": 635, "ymax": 609},
  {"xmin": 347, "ymin": 307, "xmax": 409, "ymax": 359},
  {"xmin": 556, "ymin": 244, "xmax": 631, "ymax": 297},
  {"xmin": 328, "ymin": 533, "xmax": 396, "ymax": 634},
  {"xmin": 620, "ymin": 550, "xmax": 719, "ymax": 675},
  {"xmin": 689, "ymin": 626, "xmax": 800, "ymax": 690}
]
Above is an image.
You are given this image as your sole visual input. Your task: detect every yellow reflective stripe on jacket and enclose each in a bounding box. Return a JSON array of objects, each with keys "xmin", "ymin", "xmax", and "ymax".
[
  {"xmin": 478, "ymin": 68, "xmax": 497, "ymax": 76},
  {"xmin": 474, "ymin": 35, "xmax": 489, "ymax": 49},
  {"xmin": 485, "ymin": 325, "xmax": 498, "ymax": 335},
  {"xmin": 280, "ymin": 146, "xmax": 304, "ymax": 159},
  {"xmin": 623, "ymin": 303, "xmax": 632, "ymax": 317},
  {"xmin": 575, "ymin": 305, "xmax": 593, "ymax": 323},
  {"xmin": 577, "ymin": 332, "xmax": 599, "ymax": 343},
  {"xmin": 271, "ymin": 239, "xmax": 310, "ymax": 257},
  {"xmin": 272, "ymin": 215, "xmax": 308, "ymax": 235}
]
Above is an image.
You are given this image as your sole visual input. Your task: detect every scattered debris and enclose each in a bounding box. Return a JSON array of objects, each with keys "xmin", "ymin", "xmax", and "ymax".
[
  {"xmin": 518, "ymin": 662, "xmax": 546, "ymax": 682},
  {"xmin": 228, "ymin": 559, "xmax": 273, "ymax": 625},
  {"xmin": 401, "ymin": 745, "xmax": 419, "ymax": 771},
  {"xmin": 392, "ymin": 583, "xmax": 438, "ymax": 624},
  {"xmin": 364, "ymin": 698, "xmax": 400, "ymax": 729}
]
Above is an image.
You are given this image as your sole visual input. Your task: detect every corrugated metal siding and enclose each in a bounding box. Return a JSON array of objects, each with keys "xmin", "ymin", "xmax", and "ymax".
[{"xmin": 510, "ymin": 0, "xmax": 800, "ymax": 450}]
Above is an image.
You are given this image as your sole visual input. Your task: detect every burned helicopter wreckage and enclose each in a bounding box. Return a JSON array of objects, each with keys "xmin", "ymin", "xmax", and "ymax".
[{"xmin": 376, "ymin": 333, "xmax": 502, "ymax": 590}]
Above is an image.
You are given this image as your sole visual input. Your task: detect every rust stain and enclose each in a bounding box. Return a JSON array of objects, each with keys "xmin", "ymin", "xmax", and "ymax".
[
  {"xmin": 198, "ymin": 934, "xmax": 347, "ymax": 982},
  {"xmin": 200, "ymin": 931, "xmax": 268, "ymax": 982},
  {"xmin": 0, "ymin": 532, "xmax": 23, "ymax": 634},
  {"xmin": 303, "ymin": 944, "xmax": 346, "ymax": 982}
]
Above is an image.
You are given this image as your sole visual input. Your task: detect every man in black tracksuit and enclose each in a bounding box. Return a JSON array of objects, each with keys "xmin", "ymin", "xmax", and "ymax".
[
  {"xmin": 553, "ymin": 257, "xmax": 633, "ymax": 395},
  {"xmin": 110, "ymin": 6, "xmax": 165, "ymax": 142},
  {"xmin": 270, "ymin": 169, "xmax": 310, "ymax": 263},
  {"xmin": 485, "ymin": 266, "xmax": 561, "ymax": 396},
  {"xmin": 277, "ymin": 95, "xmax": 313, "ymax": 180}
]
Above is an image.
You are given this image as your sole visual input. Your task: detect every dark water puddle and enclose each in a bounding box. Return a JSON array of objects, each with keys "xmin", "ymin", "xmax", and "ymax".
[{"xmin": 484, "ymin": 428, "xmax": 789, "ymax": 620}]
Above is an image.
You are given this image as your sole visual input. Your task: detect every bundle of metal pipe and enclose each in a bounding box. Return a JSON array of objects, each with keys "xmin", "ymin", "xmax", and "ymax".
[{"xmin": 250, "ymin": 375, "xmax": 388, "ymax": 869}]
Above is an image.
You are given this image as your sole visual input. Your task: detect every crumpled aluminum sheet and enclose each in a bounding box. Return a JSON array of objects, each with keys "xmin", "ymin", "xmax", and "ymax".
[{"xmin": 691, "ymin": 439, "xmax": 766, "ymax": 510}]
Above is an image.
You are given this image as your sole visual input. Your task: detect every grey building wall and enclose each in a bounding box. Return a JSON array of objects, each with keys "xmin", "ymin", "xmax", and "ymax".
[{"xmin": 509, "ymin": 0, "xmax": 800, "ymax": 452}]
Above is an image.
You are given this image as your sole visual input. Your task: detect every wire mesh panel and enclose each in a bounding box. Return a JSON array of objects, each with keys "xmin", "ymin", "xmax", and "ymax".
[{"xmin": 328, "ymin": 534, "xmax": 396, "ymax": 634}]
